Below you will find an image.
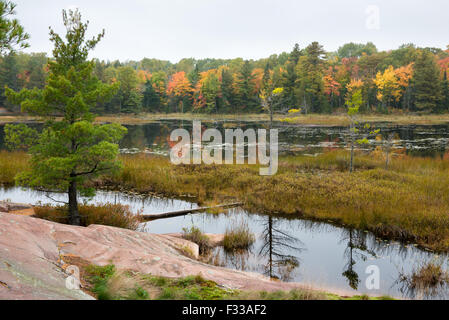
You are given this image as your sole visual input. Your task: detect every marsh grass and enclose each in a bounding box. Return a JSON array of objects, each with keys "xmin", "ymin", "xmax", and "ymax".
[
  {"xmin": 103, "ymin": 151, "xmax": 449, "ymax": 250},
  {"xmin": 34, "ymin": 203, "xmax": 140, "ymax": 230},
  {"xmin": 182, "ymin": 226, "xmax": 212, "ymax": 254},
  {"xmin": 0, "ymin": 151, "xmax": 29, "ymax": 186},
  {"xmin": 223, "ymin": 221, "xmax": 255, "ymax": 252},
  {"xmin": 3, "ymin": 149, "xmax": 449, "ymax": 250}
]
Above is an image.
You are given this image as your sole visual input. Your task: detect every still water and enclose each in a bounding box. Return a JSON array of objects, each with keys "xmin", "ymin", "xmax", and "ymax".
[
  {"xmin": 1, "ymin": 187, "xmax": 447, "ymax": 300},
  {"xmin": 1, "ymin": 120, "xmax": 449, "ymax": 157}
]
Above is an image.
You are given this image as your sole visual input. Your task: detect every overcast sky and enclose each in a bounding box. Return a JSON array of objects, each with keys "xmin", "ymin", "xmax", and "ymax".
[{"xmin": 12, "ymin": 0, "xmax": 449, "ymax": 63}]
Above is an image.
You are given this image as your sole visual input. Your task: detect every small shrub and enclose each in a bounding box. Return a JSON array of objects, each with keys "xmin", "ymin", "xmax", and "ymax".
[
  {"xmin": 222, "ymin": 222, "xmax": 255, "ymax": 252},
  {"xmin": 182, "ymin": 226, "xmax": 212, "ymax": 254},
  {"xmin": 34, "ymin": 203, "xmax": 140, "ymax": 230}
]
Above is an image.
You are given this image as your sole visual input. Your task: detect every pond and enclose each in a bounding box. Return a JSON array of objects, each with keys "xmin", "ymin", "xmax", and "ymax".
[
  {"xmin": 1, "ymin": 120, "xmax": 449, "ymax": 157},
  {"xmin": 1, "ymin": 186, "xmax": 448, "ymax": 300}
]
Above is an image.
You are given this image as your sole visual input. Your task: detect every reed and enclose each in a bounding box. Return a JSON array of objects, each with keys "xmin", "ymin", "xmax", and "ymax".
[
  {"xmin": 223, "ymin": 221, "xmax": 255, "ymax": 252},
  {"xmin": 3, "ymin": 149, "xmax": 449, "ymax": 250}
]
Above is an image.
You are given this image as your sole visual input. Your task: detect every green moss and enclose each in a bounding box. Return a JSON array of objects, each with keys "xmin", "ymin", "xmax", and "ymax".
[{"xmin": 82, "ymin": 264, "xmax": 393, "ymax": 301}]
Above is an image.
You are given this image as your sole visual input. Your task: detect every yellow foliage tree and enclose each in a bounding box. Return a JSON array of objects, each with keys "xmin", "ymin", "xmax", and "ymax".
[{"xmin": 374, "ymin": 66, "xmax": 401, "ymax": 106}]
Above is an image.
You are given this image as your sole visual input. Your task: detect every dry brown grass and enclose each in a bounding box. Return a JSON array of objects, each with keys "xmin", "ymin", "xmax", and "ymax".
[
  {"xmin": 101, "ymin": 151, "xmax": 449, "ymax": 251},
  {"xmin": 3, "ymin": 149, "xmax": 449, "ymax": 251},
  {"xmin": 34, "ymin": 203, "xmax": 140, "ymax": 230},
  {"xmin": 0, "ymin": 151, "xmax": 29, "ymax": 186},
  {"xmin": 223, "ymin": 221, "xmax": 255, "ymax": 252}
]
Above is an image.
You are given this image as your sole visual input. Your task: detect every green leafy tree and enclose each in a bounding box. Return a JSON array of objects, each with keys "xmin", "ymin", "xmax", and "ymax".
[
  {"xmin": 0, "ymin": 52, "xmax": 19, "ymax": 109},
  {"xmin": 0, "ymin": 0, "xmax": 29, "ymax": 54},
  {"xmin": 142, "ymin": 79, "xmax": 160, "ymax": 112},
  {"xmin": 5, "ymin": 10, "xmax": 127, "ymax": 225},
  {"xmin": 23, "ymin": 53, "xmax": 48, "ymax": 89},
  {"xmin": 337, "ymin": 42, "xmax": 377, "ymax": 59},
  {"xmin": 346, "ymin": 88, "xmax": 378, "ymax": 172}
]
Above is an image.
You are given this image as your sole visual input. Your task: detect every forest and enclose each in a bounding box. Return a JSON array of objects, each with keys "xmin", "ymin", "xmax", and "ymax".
[{"xmin": 1, "ymin": 42, "xmax": 448, "ymax": 115}]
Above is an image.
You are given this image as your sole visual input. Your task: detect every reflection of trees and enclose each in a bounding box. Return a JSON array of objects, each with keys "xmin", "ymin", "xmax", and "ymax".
[
  {"xmin": 340, "ymin": 228, "xmax": 377, "ymax": 290},
  {"xmin": 259, "ymin": 216, "xmax": 303, "ymax": 281},
  {"xmin": 120, "ymin": 125, "xmax": 147, "ymax": 149}
]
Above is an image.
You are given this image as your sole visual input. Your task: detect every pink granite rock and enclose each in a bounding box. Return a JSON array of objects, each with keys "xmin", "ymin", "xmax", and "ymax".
[{"xmin": 0, "ymin": 213, "xmax": 323, "ymax": 300}]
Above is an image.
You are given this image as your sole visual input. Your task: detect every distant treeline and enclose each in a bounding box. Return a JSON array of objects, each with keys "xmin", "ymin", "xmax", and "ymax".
[{"xmin": 1, "ymin": 42, "xmax": 449, "ymax": 115}]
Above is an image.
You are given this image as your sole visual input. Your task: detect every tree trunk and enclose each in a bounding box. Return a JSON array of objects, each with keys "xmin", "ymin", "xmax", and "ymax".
[{"xmin": 68, "ymin": 179, "xmax": 80, "ymax": 226}]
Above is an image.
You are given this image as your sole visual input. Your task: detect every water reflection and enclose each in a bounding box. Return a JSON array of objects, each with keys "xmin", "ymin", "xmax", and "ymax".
[
  {"xmin": 259, "ymin": 216, "xmax": 303, "ymax": 281},
  {"xmin": 1, "ymin": 121, "xmax": 448, "ymax": 157},
  {"xmin": 340, "ymin": 229, "xmax": 377, "ymax": 290},
  {"xmin": 395, "ymin": 260, "xmax": 449, "ymax": 300},
  {"xmin": 1, "ymin": 187, "xmax": 449, "ymax": 299}
]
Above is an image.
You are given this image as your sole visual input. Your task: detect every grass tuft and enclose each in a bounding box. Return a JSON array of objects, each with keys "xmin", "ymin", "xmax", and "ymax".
[
  {"xmin": 182, "ymin": 226, "xmax": 212, "ymax": 254},
  {"xmin": 222, "ymin": 221, "xmax": 255, "ymax": 252}
]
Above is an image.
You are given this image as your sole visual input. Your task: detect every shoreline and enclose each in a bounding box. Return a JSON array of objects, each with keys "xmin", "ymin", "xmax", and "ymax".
[
  {"xmin": 0, "ymin": 212, "xmax": 389, "ymax": 300},
  {"xmin": 2, "ymin": 150, "xmax": 449, "ymax": 252},
  {"xmin": 1, "ymin": 113, "xmax": 449, "ymax": 126}
]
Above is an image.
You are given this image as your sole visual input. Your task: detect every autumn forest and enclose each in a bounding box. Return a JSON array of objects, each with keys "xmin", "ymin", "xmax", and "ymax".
[{"xmin": 1, "ymin": 42, "xmax": 449, "ymax": 116}]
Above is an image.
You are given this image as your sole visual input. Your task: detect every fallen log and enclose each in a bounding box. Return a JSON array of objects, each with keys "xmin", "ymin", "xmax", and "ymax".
[{"xmin": 139, "ymin": 202, "xmax": 243, "ymax": 221}]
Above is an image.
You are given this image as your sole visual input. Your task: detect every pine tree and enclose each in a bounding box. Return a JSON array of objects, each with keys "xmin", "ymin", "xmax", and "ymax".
[
  {"xmin": 441, "ymin": 71, "xmax": 449, "ymax": 112},
  {"xmin": 282, "ymin": 44, "xmax": 302, "ymax": 108},
  {"xmin": 5, "ymin": 10, "xmax": 127, "ymax": 225},
  {"xmin": 236, "ymin": 61, "xmax": 258, "ymax": 112},
  {"xmin": 0, "ymin": 0, "xmax": 29, "ymax": 54},
  {"xmin": 296, "ymin": 42, "xmax": 326, "ymax": 113},
  {"xmin": 220, "ymin": 67, "xmax": 235, "ymax": 113},
  {"xmin": 187, "ymin": 64, "xmax": 200, "ymax": 87},
  {"xmin": 412, "ymin": 50, "xmax": 442, "ymax": 112}
]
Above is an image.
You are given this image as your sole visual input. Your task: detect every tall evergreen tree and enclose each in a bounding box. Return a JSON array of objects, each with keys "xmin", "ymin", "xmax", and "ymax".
[
  {"xmin": 412, "ymin": 50, "xmax": 442, "ymax": 112},
  {"xmin": 282, "ymin": 43, "xmax": 302, "ymax": 108},
  {"xmin": 441, "ymin": 70, "xmax": 449, "ymax": 112},
  {"xmin": 236, "ymin": 61, "xmax": 258, "ymax": 112},
  {"xmin": 5, "ymin": 10, "xmax": 127, "ymax": 225},
  {"xmin": 187, "ymin": 63, "xmax": 200, "ymax": 87},
  {"xmin": 220, "ymin": 67, "xmax": 235, "ymax": 113},
  {"xmin": 296, "ymin": 42, "xmax": 326, "ymax": 113}
]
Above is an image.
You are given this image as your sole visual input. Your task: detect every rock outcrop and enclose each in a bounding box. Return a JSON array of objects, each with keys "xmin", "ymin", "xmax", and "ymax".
[{"xmin": 0, "ymin": 213, "xmax": 310, "ymax": 300}]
